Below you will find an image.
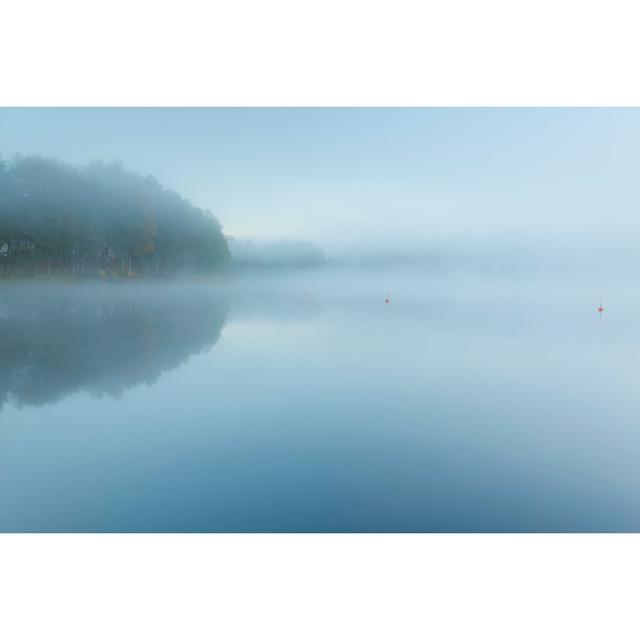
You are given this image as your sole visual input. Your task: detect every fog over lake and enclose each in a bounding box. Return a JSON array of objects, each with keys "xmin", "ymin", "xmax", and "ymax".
[
  {"xmin": 1, "ymin": 263, "xmax": 638, "ymax": 532},
  {"xmin": 2, "ymin": 107, "xmax": 640, "ymax": 531}
]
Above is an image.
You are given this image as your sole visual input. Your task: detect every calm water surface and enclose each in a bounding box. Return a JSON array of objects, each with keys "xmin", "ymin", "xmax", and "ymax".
[{"xmin": 0, "ymin": 270, "xmax": 638, "ymax": 531}]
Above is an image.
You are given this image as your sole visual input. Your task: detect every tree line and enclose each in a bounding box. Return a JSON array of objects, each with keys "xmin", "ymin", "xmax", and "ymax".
[{"xmin": 0, "ymin": 154, "xmax": 230, "ymax": 278}]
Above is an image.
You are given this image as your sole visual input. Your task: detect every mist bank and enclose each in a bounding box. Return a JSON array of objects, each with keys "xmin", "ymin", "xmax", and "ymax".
[
  {"xmin": 2, "ymin": 151, "xmax": 634, "ymax": 284},
  {"xmin": 0, "ymin": 155, "xmax": 230, "ymax": 279},
  {"xmin": 227, "ymin": 236, "xmax": 538, "ymax": 276},
  {"xmin": 228, "ymin": 238, "xmax": 326, "ymax": 271},
  {"xmin": 323, "ymin": 229, "xmax": 640, "ymax": 282}
]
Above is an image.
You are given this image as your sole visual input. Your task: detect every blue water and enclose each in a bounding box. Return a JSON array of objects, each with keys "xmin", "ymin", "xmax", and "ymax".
[{"xmin": 0, "ymin": 272, "xmax": 638, "ymax": 531}]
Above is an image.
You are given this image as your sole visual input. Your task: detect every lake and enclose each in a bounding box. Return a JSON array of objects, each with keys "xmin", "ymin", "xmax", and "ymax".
[{"xmin": 0, "ymin": 269, "xmax": 638, "ymax": 531}]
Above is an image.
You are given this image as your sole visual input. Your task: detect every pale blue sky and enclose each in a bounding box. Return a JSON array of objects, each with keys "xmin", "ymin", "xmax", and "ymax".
[{"xmin": 2, "ymin": 108, "xmax": 639, "ymax": 251}]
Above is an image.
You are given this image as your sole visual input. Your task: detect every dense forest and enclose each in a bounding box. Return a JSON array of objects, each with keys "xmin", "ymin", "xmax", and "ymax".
[{"xmin": 0, "ymin": 155, "xmax": 230, "ymax": 277}]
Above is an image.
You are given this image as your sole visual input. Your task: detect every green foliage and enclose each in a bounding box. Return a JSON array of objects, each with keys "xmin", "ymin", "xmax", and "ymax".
[{"xmin": 0, "ymin": 155, "xmax": 230, "ymax": 277}]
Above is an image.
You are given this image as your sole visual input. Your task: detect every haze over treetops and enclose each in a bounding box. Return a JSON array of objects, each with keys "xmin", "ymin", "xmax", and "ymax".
[{"xmin": 0, "ymin": 155, "xmax": 230, "ymax": 277}]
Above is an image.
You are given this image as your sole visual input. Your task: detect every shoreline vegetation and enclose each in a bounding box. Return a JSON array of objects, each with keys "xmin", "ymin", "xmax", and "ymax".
[{"xmin": 0, "ymin": 154, "xmax": 230, "ymax": 279}]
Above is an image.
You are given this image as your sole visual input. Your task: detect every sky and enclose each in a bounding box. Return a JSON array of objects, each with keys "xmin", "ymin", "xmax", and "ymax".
[{"xmin": 2, "ymin": 107, "xmax": 640, "ymax": 255}]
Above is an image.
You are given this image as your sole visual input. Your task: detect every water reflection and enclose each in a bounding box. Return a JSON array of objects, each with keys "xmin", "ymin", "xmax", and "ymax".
[
  {"xmin": 0, "ymin": 282, "xmax": 229, "ymax": 409},
  {"xmin": 2, "ymin": 273, "xmax": 640, "ymax": 531}
]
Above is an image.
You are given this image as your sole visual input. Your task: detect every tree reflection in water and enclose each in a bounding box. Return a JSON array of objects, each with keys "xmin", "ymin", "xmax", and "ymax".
[{"xmin": 0, "ymin": 282, "xmax": 229, "ymax": 409}]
